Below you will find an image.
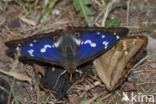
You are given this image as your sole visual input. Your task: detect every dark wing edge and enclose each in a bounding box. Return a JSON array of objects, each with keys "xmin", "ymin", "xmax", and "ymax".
[
  {"xmin": 5, "ymin": 27, "xmax": 129, "ymax": 48},
  {"xmin": 5, "ymin": 30, "xmax": 62, "ymax": 48},
  {"xmin": 70, "ymin": 27, "xmax": 129, "ymax": 38},
  {"xmin": 21, "ymin": 53, "xmax": 61, "ymax": 66}
]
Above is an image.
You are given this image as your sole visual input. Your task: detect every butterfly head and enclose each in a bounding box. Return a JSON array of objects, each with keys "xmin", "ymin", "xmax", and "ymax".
[{"xmin": 64, "ymin": 64, "xmax": 77, "ymax": 73}]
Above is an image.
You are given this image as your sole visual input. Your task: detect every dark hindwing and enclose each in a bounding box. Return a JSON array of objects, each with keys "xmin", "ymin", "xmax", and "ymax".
[{"xmin": 95, "ymin": 36, "xmax": 148, "ymax": 90}]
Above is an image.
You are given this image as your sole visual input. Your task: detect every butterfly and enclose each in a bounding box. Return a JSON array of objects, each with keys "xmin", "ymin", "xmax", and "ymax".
[
  {"xmin": 94, "ymin": 36, "xmax": 148, "ymax": 90},
  {"xmin": 5, "ymin": 27, "xmax": 128, "ymax": 74}
]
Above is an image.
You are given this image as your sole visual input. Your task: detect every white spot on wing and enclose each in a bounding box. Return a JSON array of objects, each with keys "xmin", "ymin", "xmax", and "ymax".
[
  {"xmin": 29, "ymin": 43, "xmax": 33, "ymax": 47},
  {"xmin": 97, "ymin": 32, "xmax": 100, "ymax": 35},
  {"xmin": 40, "ymin": 49, "xmax": 46, "ymax": 53},
  {"xmin": 84, "ymin": 40, "xmax": 96, "ymax": 47},
  {"xmin": 102, "ymin": 41, "xmax": 109, "ymax": 49},
  {"xmin": 102, "ymin": 35, "xmax": 105, "ymax": 38},
  {"xmin": 84, "ymin": 40, "xmax": 91, "ymax": 44},
  {"xmin": 28, "ymin": 49, "xmax": 34, "ymax": 56},
  {"xmin": 116, "ymin": 35, "xmax": 120, "ymax": 39},
  {"xmin": 40, "ymin": 44, "xmax": 52, "ymax": 53},
  {"xmin": 91, "ymin": 43, "xmax": 96, "ymax": 47},
  {"xmin": 72, "ymin": 37, "xmax": 81, "ymax": 45},
  {"xmin": 33, "ymin": 40, "xmax": 37, "ymax": 42},
  {"xmin": 44, "ymin": 45, "xmax": 51, "ymax": 49},
  {"xmin": 81, "ymin": 41, "xmax": 84, "ymax": 45}
]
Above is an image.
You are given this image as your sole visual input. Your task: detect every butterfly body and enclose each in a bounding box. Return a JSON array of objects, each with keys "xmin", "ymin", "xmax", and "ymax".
[
  {"xmin": 55, "ymin": 31, "xmax": 80, "ymax": 72},
  {"xmin": 6, "ymin": 27, "xmax": 128, "ymax": 73}
]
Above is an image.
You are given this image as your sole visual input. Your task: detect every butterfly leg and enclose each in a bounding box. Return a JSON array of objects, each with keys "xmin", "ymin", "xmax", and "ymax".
[
  {"xmin": 69, "ymin": 70, "xmax": 83, "ymax": 82},
  {"xmin": 53, "ymin": 70, "xmax": 67, "ymax": 89},
  {"xmin": 75, "ymin": 69, "xmax": 83, "ymax": 75}
]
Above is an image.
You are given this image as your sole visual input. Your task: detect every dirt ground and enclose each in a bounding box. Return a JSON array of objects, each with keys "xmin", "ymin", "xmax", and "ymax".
[{"xmin": 0, "ymin": 0, "xmax": 156, "ymax": 104}]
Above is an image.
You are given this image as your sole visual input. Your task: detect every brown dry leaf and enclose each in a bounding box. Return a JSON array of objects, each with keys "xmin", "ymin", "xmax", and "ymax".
[
  {"xmin": 0, "ymin": 15, "xmax": 5, "ymax": 27},
  {"xmin": 33, "ymin": 64, "xmax": 46, "ymax": 76},
  {"xmin": 68, "ymin": 94, "xmax": 84, "ymax": 104},
  {"xmin": 0, "ymin": 38, "xmax": 12, "ymax": 63},
  {"xmin": 0, "ymin": 69, "xmax": 32, "ymax": 84},
  {"xmin": 121, "ymin": 80, "xmax": 137, "ymax": 92},
  {"xmin": 20, "ymin": 16, "xmax": 37, "ymax": 26}
]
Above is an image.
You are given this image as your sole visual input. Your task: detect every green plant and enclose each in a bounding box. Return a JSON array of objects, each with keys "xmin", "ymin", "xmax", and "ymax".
[
  {"xmin": 73, "ymin": 0, "xmax": 92, "ymax": 25},
  {"xmin": 80, "ymin": 99, "xmax": 88, "ymax": 104},
  {"xmin": 40, "ymin": 0, "xmax": 57, "ymax": 23},
  {"xmin": 105, "ymin": 17, "xmax": 121, "ymax": 27},
  {"xmin": 18, "ymin": 0, "xmax": 39, "ymax": 11},
  {"xmin": 93, "ymin": 98, "xmax": 104, "ymax": 104},
  {"xmin": 43, "ymin": 97, "xmax": 49, "ymax": 104}
]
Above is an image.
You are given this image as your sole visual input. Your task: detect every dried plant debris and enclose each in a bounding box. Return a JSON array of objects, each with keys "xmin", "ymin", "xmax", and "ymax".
[
  {"xmin": 0, "ymin": 38, "xmax": 12, "ymax": 63},
  {"xmin": 40, "ymin": 64, "xmax": 94, "ymax": 99},
  {"xmin": 0, "ymin": 0, "xmax": 156, "ymax": 103},
  {"xmin": 0, "ymin": 77, "xmax": 10, "ymax": 104}
]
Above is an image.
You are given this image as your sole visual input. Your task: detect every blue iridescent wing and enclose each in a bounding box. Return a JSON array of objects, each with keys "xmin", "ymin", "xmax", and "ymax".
[
  {"xmin": 6, "ymin": 27, "xmax": 129, "ymax": 69},
  {"xmin": 5, "ymin": 31, "xmax": 62, "ymax": 65},
  {"xmin": 71, "ymin": 27, "xmax": 129, "ymax": 65}
]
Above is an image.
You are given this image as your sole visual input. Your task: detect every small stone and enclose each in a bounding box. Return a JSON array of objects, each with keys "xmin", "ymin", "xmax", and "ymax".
[
  {"xmin": 150, "ymin": 63, "xmax": 156, "ymax": 68},
  {"xmin": 7, "ymin": 18, "xmax": 21, "ymax": 28}
]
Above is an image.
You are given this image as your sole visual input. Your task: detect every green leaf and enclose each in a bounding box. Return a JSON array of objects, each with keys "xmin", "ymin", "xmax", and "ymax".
[
  {"xmin": 31, "ymin": 0, "xmax": 39, "ymax": 9},
  {"xmin": 96, "ymin": 98, "xmax": 104, "ymax": 104},
  {"xmin": 105, "ymin": 17, "xmax": 121, "ymax": 27},
  {"xmin": 19, "ymin": 0, "xmax": 32, "ymax": 11},
  {"xmin": 12, "ymin": 90, "xmax": 19, "ymax": 104},
  {"xmin": 73, "ymin": 0, "xmax": 80, "ymax": 11},
  {"xmin": 43, "ymin": 97, "xmax": 49, "ymax": 104},
  {"xmin": 73, "ymin": 0, "xmax": 92, "ymax": 25},
  {"xmin": 83, "ymin": 0, "xmax": 92, "ymax": 5},
  {"xmin": 93, "ymin": 98, "xmax": 104, "ymax": 104},
  {"xmin": 80, "ymin": 6, "xmax": 91, "ymax": 17},
  {"xmin": 40, "ymin": 0, "xmax": 57, "ymax": 23},
  {"xmin": 80, "ymin": 100, "xmax": 88, "ymax": 104}
]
